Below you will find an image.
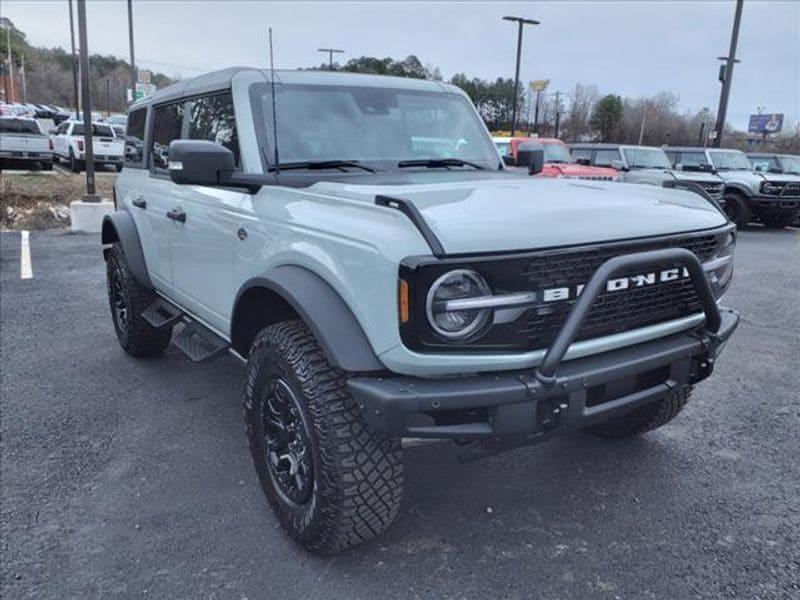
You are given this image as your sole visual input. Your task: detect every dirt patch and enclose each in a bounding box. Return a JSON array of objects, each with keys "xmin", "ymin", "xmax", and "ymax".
[{"xmin": 1, "ymin": 171, "xmax": 116, "ymax": 230}]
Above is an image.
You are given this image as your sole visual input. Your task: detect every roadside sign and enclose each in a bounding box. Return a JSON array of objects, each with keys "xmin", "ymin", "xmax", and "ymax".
[
  {"xmin": 530, "ymin": 79, "xmax": 549, "ymax": 92},
  {"xmin": 708, "ymin": 131, "xmax": 718, "ymax": 140},
  {"xmin": 137, "ymin": 69, "xmax": 152, "ymax": 84},
  {"xmin": 748, "ymin": 113, "xmax": 783, "ymax": 134},
  {"xmin": 134, "ymin": 82, "xmax": 156, "ymax": 101}
]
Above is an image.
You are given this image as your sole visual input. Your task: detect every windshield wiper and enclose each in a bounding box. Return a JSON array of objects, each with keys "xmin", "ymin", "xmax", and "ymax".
[
  {"xmin": 397, "ymin": 158, "xmax": 485, "ymax": 170},
  {"xmin": 268, "ymin": 160, "xmax": 377, "ymax": 173}
]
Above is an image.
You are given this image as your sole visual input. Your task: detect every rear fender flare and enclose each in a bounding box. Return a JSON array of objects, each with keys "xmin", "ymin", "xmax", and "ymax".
[{"xmin": 101, "ymin": 210, "xmax": 152, "ymax": 289}]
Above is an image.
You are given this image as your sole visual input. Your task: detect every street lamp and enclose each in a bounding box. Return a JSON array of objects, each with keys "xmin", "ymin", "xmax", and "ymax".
[
  {"xmin": 317, "ymin": 48, "xmax": 344, "ymax": 70},
  {"xmin": 502, "ymin": 15, "xmax": 540, "ymax": 137},
  {"xmin": 712, "ymin": 0, "xmax": 743, "ymax": 148}
]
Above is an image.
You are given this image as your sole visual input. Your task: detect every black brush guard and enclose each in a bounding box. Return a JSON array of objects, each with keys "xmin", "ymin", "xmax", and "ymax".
[{"xmin": 348, "ymin": 248, "xmax": 738, "ymax": 448}]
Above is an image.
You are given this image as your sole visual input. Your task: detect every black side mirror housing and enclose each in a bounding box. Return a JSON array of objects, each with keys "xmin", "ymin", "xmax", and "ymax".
[
  {"xmin": 502, "ymin": 154, "xmax": 516, "ymax": 167},
  {"xmin": 516, "ymin": 142, "xmax": 545, "ymax": 175},
  {"xmin": 168, "ymin": 140, "xmax": 235, "ymax": 186}
]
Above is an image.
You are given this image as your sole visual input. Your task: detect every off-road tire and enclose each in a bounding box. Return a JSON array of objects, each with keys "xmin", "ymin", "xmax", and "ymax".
[
  {"xmin": 721, "ymin": 191, "xmax": 752, "ymax": 228},
  {"xmin": 761, "ymin": 213, "xmax": 795, "ymax": 229},
  {"xmin": 106, "ymin": 243, "xmax": 171, "ymax": 357},
  {"xmin": 244, "ymin": 319, "xmax": 403, "ymax": 554},
  {"xmin": 585, "ymin": 386, "xmax": 692, "ymax": 439}
]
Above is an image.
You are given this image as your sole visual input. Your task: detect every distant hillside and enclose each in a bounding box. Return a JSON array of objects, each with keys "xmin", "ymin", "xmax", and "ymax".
[{"xmin": 0, "ymin": 17, "xmax": 172, "ymax": 111}]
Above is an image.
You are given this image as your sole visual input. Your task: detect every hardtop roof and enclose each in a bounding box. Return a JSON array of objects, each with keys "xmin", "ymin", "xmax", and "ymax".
[{"xmin": 129, "ymin": 67, "xmax": 462, "ymax": 110}]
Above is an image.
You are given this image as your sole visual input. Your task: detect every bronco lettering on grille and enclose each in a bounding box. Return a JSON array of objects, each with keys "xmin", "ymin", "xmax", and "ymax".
[{"xmin": 541, "ymin": 267, "xmax": 690, "ymax": 302}]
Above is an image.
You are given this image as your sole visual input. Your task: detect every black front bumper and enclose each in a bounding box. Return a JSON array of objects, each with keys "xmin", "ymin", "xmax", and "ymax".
[
  {"xmin": 349, "ymin": 310, "xmax": 737, "ymax": 439},
  {"xmin": 349, "ymin": 248, "xmax": 739, "ymax": 441}
]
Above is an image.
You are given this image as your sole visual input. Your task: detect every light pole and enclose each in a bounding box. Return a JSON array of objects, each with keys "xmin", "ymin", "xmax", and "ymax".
[
  {"xmin": 317, "ymin": 48, "xmax": 344, "ymax": 70},
  {"xmin": 76, "ymin": 0, "xmax": 98, "ymax": 201},
  {"xmin": 502, "ymin": 16, "xmax": 540, "ymax": 137},
  {"xmin": 127, "ymin": 0, "xmax": 136, "ymax": 101},
  {"xmin": 68, "ymin": 0, "xmax": 79, "ymax": 111},
  {"xmin": 712, "ymin": 0, "xmax": 744, "ymax": 148}
]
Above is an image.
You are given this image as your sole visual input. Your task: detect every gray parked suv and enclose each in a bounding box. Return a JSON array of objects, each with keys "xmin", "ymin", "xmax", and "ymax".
[
  {"xmin": 665, "ymin": 147, "xmax": 800, "ymax": 229},
  {"xmin": 103, "ymin": 67, "xmax": 739, "ymax": 553},
  {"xmin": 570, "ymin": 143, "xmax": 725, "ymax": 202}
]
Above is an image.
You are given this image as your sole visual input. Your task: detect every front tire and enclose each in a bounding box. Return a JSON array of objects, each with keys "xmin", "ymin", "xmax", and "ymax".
[
  {"xmin": 244, "ymin": 320, "xmax": 403, "ymax": 554},
  {"xmin": 585, "ymin": 386, "xmax": 692, "ymax": 438},
  {"xmin": 721, "ymin": 192, "xmax": 752, "ymax": 228},
  {"xmin": 106, "ymin": 244, "xmax": 172, "ymax": 357}
]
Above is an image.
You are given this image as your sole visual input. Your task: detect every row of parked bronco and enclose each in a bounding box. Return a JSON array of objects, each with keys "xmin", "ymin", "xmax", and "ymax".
[{"xmin": 495, "ymin": 136, "xmax": 800, "ymax": 229}]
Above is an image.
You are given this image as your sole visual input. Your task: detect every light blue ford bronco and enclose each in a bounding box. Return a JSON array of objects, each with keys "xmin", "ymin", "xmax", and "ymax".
[{"xmin": 103, "ymin": 68, "xmax": 739, "ymax": 553}]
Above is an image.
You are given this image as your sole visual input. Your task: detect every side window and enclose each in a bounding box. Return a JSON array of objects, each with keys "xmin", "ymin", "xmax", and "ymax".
[
  {"xmin": 679, "ymin": 152, "xmax": 711, "ymax": 168},
  {"xmin": 187, "ymin": 93, "xmax": 240, "ymax": 167},
  {"xmin": 594, "ymin": 149, "xmax": 621, "ymax": 167},
  {"xmin": 125, "ymin": 108, "xmax": 146, "ymax": 167},
  {"xmin": 151, "ymin": 102, "xmax": 185, "ymax": 172},
  {"xmin": 57, "ymin": 123, "xmax": 68, "ymax": 135},
  {"xmin": 571, "ymin": 148, "xmax": 592, "ymax": 161}
]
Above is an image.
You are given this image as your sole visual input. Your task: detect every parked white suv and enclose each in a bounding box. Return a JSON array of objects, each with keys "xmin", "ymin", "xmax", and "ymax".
[{"xmin": 51, "ymin": 120, "xmax": 124, "ymax": 172}]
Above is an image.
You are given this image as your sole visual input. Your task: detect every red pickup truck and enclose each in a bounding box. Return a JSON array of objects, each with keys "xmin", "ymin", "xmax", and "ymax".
[{"xmin": 493, "ymin": 137, "xmax": 618, "ymax": 181}]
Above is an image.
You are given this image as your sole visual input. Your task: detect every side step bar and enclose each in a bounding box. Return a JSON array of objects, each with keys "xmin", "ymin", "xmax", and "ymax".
[
  {"xmin": 141, "ymin": 297, "xmax": 229, "ymax": 362},
  {"xmin": 141, "ymin": 297, "xmax": 183, "ymax": 330}
]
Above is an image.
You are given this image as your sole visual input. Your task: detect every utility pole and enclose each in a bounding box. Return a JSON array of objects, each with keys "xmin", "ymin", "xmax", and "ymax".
[
  {"xmin": 127, "ymin": 0, "xmax": 136, "ymax": 101},
  {"xmin": 712, "ymin": 0, "xmax": 744, "ymax": 148},
  {"xmin": 638, "ymin": 102, "xmax": 648, "ymax": 145},
  {"xmin": 698, "ymin": 121, "xmax": 707, "ymax": 146},
  {"xmin": 106, "ymin": 78, "xmax": 111, "ymax": 115},
  {"xmin": 68, "ymin": 0, "xmax": 79, "ymax": 111},
  {"xmin": 317, "ymin": 48, "xmax": 344, "ymax": 70},
  {"xmin": 553, "ymin": 90, "xmax": 562, "ymax": 139},
  {"xmin": 533, "ymin": 89, "xmax": 542, "ymax": 134},
  {"xmin": 502, "ymin": 16, "xmax": 540, "ymax": 136},
  {"xmin": 5, "ymin": 20, "xmax": 14, "ymax": 102},
  {"xmin": 20, "ymin": 53, "xmax": 27, "ymax": 103},
  {"xmin": 76, "ymin": 0, "xmax": 98, "ymax": 201}
]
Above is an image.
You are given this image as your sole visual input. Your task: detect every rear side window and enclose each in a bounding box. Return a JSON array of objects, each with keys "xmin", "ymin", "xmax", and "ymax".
[
  {"xmin": 571, "ymin": 148, "xmax": 592, "ymax": 161},
  {"xmin": 151, "ymin": 102, "xmax": 185, "ymax": 171},
  {"xmin": 125, "ymin": 108, "xmax": 146, "ymax": 167},
  {"xmin": 72, "ymin": 123, "xmax": 114, "ymax": 137},
  {"xmin": 594, "ymin": 149, "xmax": 621, "ymax": 167},
  {"xmin": 187, "ymin": 93, "xmax": 240, "ymax": 167}
]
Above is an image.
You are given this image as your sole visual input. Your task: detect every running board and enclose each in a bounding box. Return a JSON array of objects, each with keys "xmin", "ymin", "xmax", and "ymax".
[
  {"xmin": 173, "ymin": 321, "xmax": 230, "ymax": 362},
  {"xmin": 141, "ymin": 298, "xmax": 183, "ymax": 330}
]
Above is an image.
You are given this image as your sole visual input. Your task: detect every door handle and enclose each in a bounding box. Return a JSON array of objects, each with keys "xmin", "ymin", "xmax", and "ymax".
[
  {"xmin": 166, "ymin": 208, "xmax": 186, "ymax": 223},
  {"xmin": 132, "ymin": 197, "xmax": 146, "ymax": 209}
]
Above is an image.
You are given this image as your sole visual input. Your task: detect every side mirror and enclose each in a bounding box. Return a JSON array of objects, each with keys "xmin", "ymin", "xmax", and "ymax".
[
  {"xmin": 674, "ymin": 163, "xmax": 684, "ymax": 171},
  {"xmin": 516, "ymin": 142, "xmax": 545, "ymax": 175},
  {"xmin": 502, "ymin": 154, "xmax": 516, "ymax": 167},
  {"xmin": 168, "ymin": 140, "xmax": 235, "ymax": 186},
  {"xmin": 753, "ymin": 164, "xmax": 762, "ymax": 172},
  {"xmin": 610, "ymin": 159, "xmax": 626, "ymax": 171},
  {"xmin": 575, "ymin": 157, "xmax": 591, "ymax": 166}
]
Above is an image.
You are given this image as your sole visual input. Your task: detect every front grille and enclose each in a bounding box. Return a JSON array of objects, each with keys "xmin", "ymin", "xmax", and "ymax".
[{"xmin": 515, "ymin": 233, "xmax": 724, "ymax": 348}]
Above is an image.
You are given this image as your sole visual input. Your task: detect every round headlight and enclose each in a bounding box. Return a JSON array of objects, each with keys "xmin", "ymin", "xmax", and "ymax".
[{"xmin": 425, "ymin": 269, "xmax": 492, "ymax": 341}]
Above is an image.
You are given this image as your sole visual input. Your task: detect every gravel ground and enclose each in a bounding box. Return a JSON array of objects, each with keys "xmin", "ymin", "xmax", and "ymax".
[{"xmin": 1, "ymin": 227, "xmax": 799, "ymax": 599}]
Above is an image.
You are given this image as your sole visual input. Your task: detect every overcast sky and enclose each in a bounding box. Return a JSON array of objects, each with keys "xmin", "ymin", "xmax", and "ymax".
[{"xmin": 5, "ymin": 1, "xmax": 799, "ymax": 130}]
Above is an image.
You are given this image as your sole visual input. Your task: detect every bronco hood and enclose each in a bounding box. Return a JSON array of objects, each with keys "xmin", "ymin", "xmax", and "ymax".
[{"xmin": 312, "ymin": 175, "xmax": 728, "ymax": 255}]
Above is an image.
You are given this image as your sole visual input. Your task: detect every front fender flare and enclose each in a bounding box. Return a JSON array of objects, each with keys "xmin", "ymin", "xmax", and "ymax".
[
  {"xmin": 101, "ymin": 210, "xmax": 152, "ymax": 289},
  {"xmin": 723, "ymin": 183, "xmax": 753, "ymax": 198},
  {"xmin": 234, "ymin": 266, "xmax": 385, "ymax": 372}
]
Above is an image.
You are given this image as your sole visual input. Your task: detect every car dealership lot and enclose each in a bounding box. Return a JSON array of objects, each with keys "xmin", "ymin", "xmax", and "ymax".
[{"xmin": 2, "ymin": 229, "xmax": 799, "ymax": 599}]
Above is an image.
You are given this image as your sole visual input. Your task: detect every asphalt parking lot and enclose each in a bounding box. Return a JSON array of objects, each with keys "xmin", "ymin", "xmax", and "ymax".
[{"xmin": 2, "ymin": 227, "xmax": 799, "ymax": 600}]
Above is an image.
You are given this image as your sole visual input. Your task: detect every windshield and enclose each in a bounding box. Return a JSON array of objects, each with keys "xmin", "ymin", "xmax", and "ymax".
[
  {"xmin": 72, "ymin": 123, "xmax": 115, "ymax": 137},
  {"xmin": 708, "ymin": 150, "xmax": 752, "ymax": 170},
  {"xmin": 623, "ymin": 148, "xmax": 671, "ymax": 169},
  {"xmin": 543, "ymin": 142, "xmax": 571, "ymax": 163},
  {"xmin": 0, "ymin": 118, "xmax": 42, "ymax": 134},
  {"xmin": 250, "ymin": 82, "xmax": 500, "ymax": 170},
  {"xmin": 779, "ymin": 156, "xmax": 800, "ymax": 174}
]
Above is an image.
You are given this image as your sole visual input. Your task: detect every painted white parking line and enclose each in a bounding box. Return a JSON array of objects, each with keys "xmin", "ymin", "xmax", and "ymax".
[
  {"xmin": 1, "ymin": 169, "xmax": 58, "ymax": 176},
  {"xmin": 20, "ymin": 230, "xmax": 33, "ymax": 279}
]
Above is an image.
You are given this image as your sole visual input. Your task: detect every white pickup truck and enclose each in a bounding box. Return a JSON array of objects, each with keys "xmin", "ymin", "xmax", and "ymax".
[
  {"xmin": 51, "ymin": 120, "xmax": 124, "ymax": 173},
  {"xmin": 0, "ymin": 117, "xmax": 53, "ymax": 170}
]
